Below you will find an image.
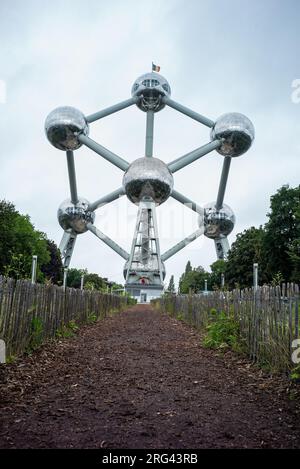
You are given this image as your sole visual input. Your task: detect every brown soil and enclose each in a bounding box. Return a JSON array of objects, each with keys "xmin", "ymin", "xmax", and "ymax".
[{"xmin": 0, "ymin": 305, "xmax": 299, "ymax": 449}]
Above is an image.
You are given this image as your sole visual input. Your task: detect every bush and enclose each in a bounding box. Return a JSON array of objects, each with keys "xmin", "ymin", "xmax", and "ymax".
[{"xmin": 203, "ymin": 311, "xmax": 241, "ymax": 352}]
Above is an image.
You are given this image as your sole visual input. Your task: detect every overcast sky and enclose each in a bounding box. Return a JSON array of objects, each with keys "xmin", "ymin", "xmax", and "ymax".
[{"xmin": 0, "ymin": 0, "xmax": 299, "ymax": 287}]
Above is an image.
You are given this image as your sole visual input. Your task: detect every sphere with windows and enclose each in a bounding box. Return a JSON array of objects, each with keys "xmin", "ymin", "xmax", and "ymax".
[{"xmin": 131, "ymin": 72, "xmax": 171, "ymax": 112}]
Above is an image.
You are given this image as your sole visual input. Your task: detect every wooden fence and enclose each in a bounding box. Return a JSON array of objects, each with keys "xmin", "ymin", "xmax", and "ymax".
[
  {"xmin": 153, "ymin": 284, "xmax": 299, "ymax": 372},
  {"xmin": 0, "ymin": 276, "xmax": 129, "ymax": 358}
]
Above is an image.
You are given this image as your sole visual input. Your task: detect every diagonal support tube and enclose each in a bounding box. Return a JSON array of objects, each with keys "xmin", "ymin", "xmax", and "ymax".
[
  {"xmin": 215, "ymin": 157, "xmax": 232, "ymax": 210},
  {"xmin": 86, "ymin": 97, "xmax": 138, "ymax": 123},
  {"xmin": 145, "ymin": 110, "xmax": 154, "ymax": 157},
  {"xmin": 168, "ymin": 140, "xmax": 222, "ymax": 173},
  {"xmin": 163, "ymin": 97, "xmax": 215, "ymax": 128},
  {"xmin": 78, "ymin": 134, "xmax": 129, "ymax": 171},
  {"xmin": 88, "ymin": 187, "xmax": 125, "ymax": 212},
  {"xmin": 161, "ymin": 227, "xmax": 204, "ymax": 262},
  {"xmin": 87, "ymin": 223, "xmax": 129, "ymax": 260},
  {"xmin": 66, "ymin": 151, "xmax": 79, "ymax": 204},
  {"xmin": 59, "ymin": 230, "xmax": 77, "ymax": 268},
  {"xmin": 171, "ymin": 190, "xmax": 204, "ymax": 216}
]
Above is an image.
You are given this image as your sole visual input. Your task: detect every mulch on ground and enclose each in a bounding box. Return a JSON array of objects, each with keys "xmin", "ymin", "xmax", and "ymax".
[{"xmin": 0, "ymin": 304, "xmax": 299, "ymax": 449}]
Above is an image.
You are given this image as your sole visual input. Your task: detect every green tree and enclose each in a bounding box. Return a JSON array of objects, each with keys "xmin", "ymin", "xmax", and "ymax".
[
  {"xmin": 67, "ymin": 268, "xmax": 87, "ymax": 288},
  {"xmin": 179, "ymin": 266, "xmax": 209, "ymax": 294},
  {"xmin": 225, "ymin": 227, "xmax": 266, "ymax": 289},
  {"xmin": 0, "ymin": 200, "xmax": 50, "ymax": 280},
  {"xmin": 263, "ymin": 185, "xmax": 300, "ymax": 282},
  {"xmin": 185, "ymin": 260, "xmax": 192, "ymax": 275},
  {"xmin": 209, "ymin": 259, "xmax": 226, "ymax": 289},
  {"xmin": 41, "ymin": 239, "xmax": 63, "ymax": 285},
  {"xmin": 167, "ymin": 274, "xmax": 175, "ymax": 293}
]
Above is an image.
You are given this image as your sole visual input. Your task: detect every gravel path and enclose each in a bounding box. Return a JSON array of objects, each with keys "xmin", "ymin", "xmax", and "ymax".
[{"xmin": 0, "ymin": 305, "xmax": 299, "ymax": 449}]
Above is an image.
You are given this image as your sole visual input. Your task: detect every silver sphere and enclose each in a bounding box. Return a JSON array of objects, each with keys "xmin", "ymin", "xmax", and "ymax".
[
  {"xmin": 131, "ymin": 72, "xmax": 171, "ymax": 112},
  {"xmin": 211, "ymin": 112, "xmax": 254, "ymax": 157},
  {"xmin": 123, "ymin": 260, "xmax": 166, "ymax": 281},
  {"xmin": 123, "ymin": 157, "xmax": 174, "ymax": 205},
  {"xmin": 199, "ymin": 202, "xmax": 235, "ymax": 239},
  {"xmin": 45, "ymin": 106, "xmax": 89, "ymax": 151},
  {"xmin": 58, "ymin": 198, "xmax": 95, "ymax": 234}
]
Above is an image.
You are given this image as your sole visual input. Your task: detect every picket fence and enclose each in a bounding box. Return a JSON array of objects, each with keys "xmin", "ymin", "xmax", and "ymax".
[
  {"xmin": 154, "ymin": 284, "xmax": 299, "ymax": 372},
  {"xmin": 0, "ymin": 276, "xmax": 128, "ymax": 358}
]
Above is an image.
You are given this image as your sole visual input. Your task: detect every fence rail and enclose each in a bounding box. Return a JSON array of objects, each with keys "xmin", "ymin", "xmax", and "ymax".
[
  {"xmin": 0, "ymin": 276, "xmax": 128, "ymax": 358},
  {"xmin": 153, "ymin": 284, "xmax": 300, "ymax": 372}
]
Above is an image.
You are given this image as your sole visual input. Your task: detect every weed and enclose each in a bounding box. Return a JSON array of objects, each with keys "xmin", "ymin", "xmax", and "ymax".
[
  {"xmin": 203, "ymin": 311, "xmax": 242, "ymax": 352},
  {"xmin": 28, "ymin": 317, "xmax": 44, "ymax": 351}
]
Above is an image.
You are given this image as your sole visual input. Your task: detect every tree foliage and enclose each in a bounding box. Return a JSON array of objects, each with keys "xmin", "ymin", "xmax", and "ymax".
[{"xmin": 0, "ymin": 200, "xmax": 50, "ymax": 281}]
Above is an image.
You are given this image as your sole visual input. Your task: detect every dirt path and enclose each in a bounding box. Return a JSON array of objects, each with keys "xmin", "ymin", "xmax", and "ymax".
[{"xmin": 0, "ymin": 305, "xmax": 299, "ymax": 449}]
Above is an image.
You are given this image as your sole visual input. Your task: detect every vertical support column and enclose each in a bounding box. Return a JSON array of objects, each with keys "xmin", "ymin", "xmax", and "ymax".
[
  {"xmin": 31, "ymin": 255, "xmax": 37, "ymax": 284},
  {"xmin": 66, "ymin": 150, "xmax": 79, "ymax": 205},
  {"xmin": 253, "ymin": 263, "xmax": 258, "ymax": 290},
  {"xmin": 215, "ymin": 157, "xmax": 232, "ymax": 210},
  {"xmin": 80, "ymin": 274, "xmax": 84, "ymax": 291},
  {"xmin": 145, "ymin": 111, "xmax": 154, "ymax": 157},
  {"xmin": 204, "ymin": 279, "xmax": 208, "ymax": 293},
  {"xmin": 63, "ymin": 268, "xmax": 68, "ymax": 290}
]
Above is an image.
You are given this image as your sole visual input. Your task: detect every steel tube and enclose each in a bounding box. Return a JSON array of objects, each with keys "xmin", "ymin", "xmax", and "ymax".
[
  {"xmin": 88, "ymin": 187, "xmax": 125, "ymax": 212},
  {"xmin": 87, "ymin": 223, "xmax": 129, "ymax": 260},
  {"xmin": 168, "ymin": 140, "xmax": 222, "ymax": 173},
  {"xmin": 66, "ymin": 150, "xmax": 79, "ymax": 204},
  {"xmin": 145, "ymin": 110, "xmax": 154, "ymax": 157},
  {"xmin": 86, "ymin": 97, "xmax": 138, "ymax": 123},
  {"xmin": 161, "ymin": 227, "xmax": 204, "ymax": 262},
  {"xmin": 171, "ymin": 190, "xmax": 204, "ymax": 216},
  {"xmin": 78, "ymin": 134, "xmax": 129, "ymax": 171},
  {"xmin": 215, "ymin": 157, "xmax": 232, "ymax": 210},
  {"xmin": 163, "ymin": 97, "xmax": 215, "ymax": 128}
]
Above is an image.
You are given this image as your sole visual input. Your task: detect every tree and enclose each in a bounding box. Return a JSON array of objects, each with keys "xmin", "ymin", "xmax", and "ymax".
[
  {"xmin": 67, "ymin": 268, "xmax": 87, "ymax": 289},
  {"xmin": 0, "ymin": 200, "xmax": 50, "ymax": 280},
  {"xmin": 263, "ymin": 185, "xmax": 300, "ymax": 282},
  {"xmin": 167, "ymin": 275, "xmax": 175, "ymax": 293},
  {"xmin": 179, "ymin": 266, "xmax": 209, "ymax": 294},
  {"xmin": 185, "ymin": 260, "xmax": 192, "ymax": 275},
  {"xmin": 41, "ymin": 239, "xmax": 63, "ymax": 285},
  {"xmin": 225, "ymin": 227, "xmax": 266, "ymax": 289},
  {"xmin": 209, "ymin": 259, "xmax": 226, "ymax": 289}
]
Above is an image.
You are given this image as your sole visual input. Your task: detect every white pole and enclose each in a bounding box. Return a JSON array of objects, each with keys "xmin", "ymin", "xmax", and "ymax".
[
  {"xmin": 63, "ymin": 268, "xmax": 68, "ymax": 290},
  {"xmin": 221, "ymin": 273, "xmax": 225, "ymax": 288},
  {"xmin": 31, "ymin": 255, "xmax": 37, "ymax": 284},
  {"xmin": 204, "ymin": 279, "xmax": 208, "ymax": 292},
  {"xmin": 80, "ymin": 274, "xmax": 84, "ymax": 290},
  {"xmin": 253, "ymin": 263, "xmax": 258, "ymax": 290}
]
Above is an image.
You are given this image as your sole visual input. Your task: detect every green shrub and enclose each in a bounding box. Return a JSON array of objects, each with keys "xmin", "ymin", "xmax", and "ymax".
[{"xmin": 203, "ymin": 311, "xmax": 241, "ymax": 352}]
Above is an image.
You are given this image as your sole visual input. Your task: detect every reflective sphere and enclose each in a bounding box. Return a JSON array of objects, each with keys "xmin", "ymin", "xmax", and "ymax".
[
  {"xmin": 123, "ymin": 260, "xmax": 166, "ymax": 280},
  {"xmin": 211, "ymin": 112, "xmax": 254, "ymax": 157},
  {"xmin": 199, "ymin": 202, "xmax": 235, "ymax": 239},
  {"xmin": 123, "ymin": 157, "xmax": 174, "ymax": 205},
  {"xmin": 45, "ymin": 106, "xmax": 89, "ymax": 151},
  {"xmin": 57, "ymin": 198, "xmax": 95, "ymax": 234},
  {"xmin": 131, "ymin": 72, "xmax": 171, "ymax": 112}
]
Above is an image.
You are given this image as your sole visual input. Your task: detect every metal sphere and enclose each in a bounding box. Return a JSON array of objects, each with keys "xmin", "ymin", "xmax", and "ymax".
[
  {"xmin": 123, "ymin": 157, "xmax": 174, "ymax": 205},
  {"xmin": 57, "ymin": 198, "xmax": 95, "ymax": 234},
  {"xmin": 211, "ymin": 112, "xmax": 254, "ymax": 157},
  {"xmin": 45, "ymin": 106, "xmax": 89, "ymax": 151},
  {"xmin": 131, "ymin": 72, "xmax": 171, "ymax": 112},
  {"xmin": 199, "ymin": 202, "xmax": 235, "ymax": 239}
]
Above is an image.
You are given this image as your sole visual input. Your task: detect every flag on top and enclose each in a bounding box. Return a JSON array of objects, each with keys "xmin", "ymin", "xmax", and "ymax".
[{"xmin": 152, "ymin": 62, "xmax": 161, "ymax": 72}]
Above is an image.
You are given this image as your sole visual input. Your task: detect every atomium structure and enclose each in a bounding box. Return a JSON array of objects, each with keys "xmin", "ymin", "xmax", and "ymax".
[{"xmin": 45, "ymin": 70, "xmax": 254, "ymax": 302}]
